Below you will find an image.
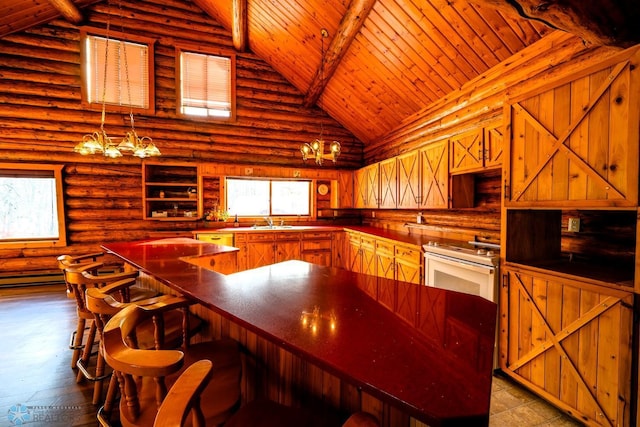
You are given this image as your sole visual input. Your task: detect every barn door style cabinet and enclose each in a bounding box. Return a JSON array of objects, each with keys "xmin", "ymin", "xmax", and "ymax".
[
  {"xmin": 449, "ymin": 124, "xmax": 503, "ymax": 175},
  {"xmin": 501, "ymin": 49, "xmax": 640, "ymax": 427},
  {"xmin": 418, "ymin": 139, "xmax": 449, "ymax": 209}
]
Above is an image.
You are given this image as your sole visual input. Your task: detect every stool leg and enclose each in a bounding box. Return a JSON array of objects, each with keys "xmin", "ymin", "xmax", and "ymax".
[
  {"xmin": 70, "ymin": 318, "xmax": 86, "ymax": 369},
  {"xmin": 93, "ymin": 350, "xmax": 106, "ymax": 405},
  {"xmin": 76, "ymin": 320, "xmax": 96, "ymax": 383}
]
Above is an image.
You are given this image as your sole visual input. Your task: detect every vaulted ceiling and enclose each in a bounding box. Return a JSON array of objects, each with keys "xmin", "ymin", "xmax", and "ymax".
[{"xmin": 1, "ymin": 0, "xmax": 638, "ymax": 146}]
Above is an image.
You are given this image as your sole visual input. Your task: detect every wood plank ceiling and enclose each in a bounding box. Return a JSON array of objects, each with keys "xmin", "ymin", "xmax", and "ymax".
[{"xmin": 1, "ymin": 0, "xmax": 638, "ymax": 147}]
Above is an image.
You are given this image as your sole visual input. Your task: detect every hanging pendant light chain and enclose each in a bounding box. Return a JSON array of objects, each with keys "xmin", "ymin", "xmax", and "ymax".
[{"xmin": 99, "ymin": 2, "xmax": 111, "ymax": 132}]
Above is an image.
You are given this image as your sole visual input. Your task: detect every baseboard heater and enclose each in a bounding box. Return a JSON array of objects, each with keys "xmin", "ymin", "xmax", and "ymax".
[{"xmin": 0, "ymin": 271, "xmax": 65, "ymax": 288}]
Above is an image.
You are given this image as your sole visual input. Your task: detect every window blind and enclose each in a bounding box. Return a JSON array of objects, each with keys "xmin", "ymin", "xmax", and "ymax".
[
  {"xmin": 86, "ymin": 35, "xmax": 149, "ymax": 109},
  {"xmin": 180, "ymin": 51, "xmax": 231, "ymax": 117}
]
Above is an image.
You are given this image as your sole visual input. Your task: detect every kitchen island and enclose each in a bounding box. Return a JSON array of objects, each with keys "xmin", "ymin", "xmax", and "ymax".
[{"xmin": 103, "ymin": 238, "xmax": 497, "ymax": 427}]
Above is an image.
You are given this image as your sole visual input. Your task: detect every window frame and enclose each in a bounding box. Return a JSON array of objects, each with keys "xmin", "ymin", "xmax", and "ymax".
[
  {"xmin": 80, "ymin": 27, "xmax": 156, "ymax": 116},
  {"xmin": 175, "ymin": 44, "xmax": 237, "ymax": 122},
  {"xmin": 0, "ymin": 163, "xmax": 67, "ymax": 249},
  {"xmin": 224, "ymin": 177, "xmax": 313, "ymax": 219}
]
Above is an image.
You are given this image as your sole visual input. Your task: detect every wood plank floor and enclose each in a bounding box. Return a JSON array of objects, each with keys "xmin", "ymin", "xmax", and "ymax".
[
  {"xmin": 0, "ymin": 285, "xmax": 99, "ymax": 427},
  {"xmin": 0, "ymin": 284, "xmax": 582, "ymax": 427}
]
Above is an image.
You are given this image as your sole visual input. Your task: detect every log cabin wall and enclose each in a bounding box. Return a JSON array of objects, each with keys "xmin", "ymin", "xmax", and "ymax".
[
  {"xmin": 0, "ymin": 0, "xmax": 363, "ymax": 276},
  {"xmin": 1, "ymin": 0, "xmax": 638, "ymax": 278}
]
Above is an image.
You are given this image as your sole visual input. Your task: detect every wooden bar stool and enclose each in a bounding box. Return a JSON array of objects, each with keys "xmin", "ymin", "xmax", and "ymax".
[
  {"xmin": 57, "ymin": 254, "xmax": 104, "ymax": 368},
  {"xmin": 64, "ymin": 264, "xmax": 159, "ymax": 386},
  {"xmin": 99, "ymin": 298, "xmax": 242, "ymax": 427},
  {"xmin": 153, "ymin": 359, "xmax": 214, "ymax": 427},
  {"xmin": 84, "ymin": 282, "xmax": 202, "ymax": 406}
]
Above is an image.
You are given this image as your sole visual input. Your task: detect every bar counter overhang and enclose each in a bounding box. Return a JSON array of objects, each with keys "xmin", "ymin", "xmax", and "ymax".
[{"xmin": 102, "ymin": 238, "xmax": 497, "ymax": 426}]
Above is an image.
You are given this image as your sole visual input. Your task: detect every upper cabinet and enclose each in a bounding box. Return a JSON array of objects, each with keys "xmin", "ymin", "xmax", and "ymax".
[
  {"xmin": 142, "ymin": 162, "xmax": 202, "ymax": 221},
  {"xmin": 449, "ymin": 123, "xmax": 503, "ymax": 175},
  {"xmin": 504, "ymin": 49, "xmax": 640, "ymax": 208},
  {"xmin": 397, "ymin": 150, "xmax": 420, "ymax": 209},
  {"xmin": 331, "ymin": 170, "xmax": 354, "ymax": 209},
  {"xmin": 354, "ymin": 163, "xmax": 380, "ymax": 209},
  {"xmin": 379, "ymin": 157, "xmax": 398, "ymax": 209},
  {"xmin": 419, "ymin": 139, "xmax": 449, "ymax": 209}
]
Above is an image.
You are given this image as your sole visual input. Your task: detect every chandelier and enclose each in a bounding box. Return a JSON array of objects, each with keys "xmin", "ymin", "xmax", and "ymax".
[
  {"xmin": 300, "ymin": 28, "xmax": 340, "ymax": 165},
  {"xmin": 74, "ymin": 1, "xmax": 160, "ymax": 159}
]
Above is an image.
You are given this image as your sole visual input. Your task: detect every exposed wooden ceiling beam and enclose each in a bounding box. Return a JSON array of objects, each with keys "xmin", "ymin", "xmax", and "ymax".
[
  {"xmin": 47, "ymin": 0, "xmax": 84, "ymax": 24},
  {"xmin": 232, "ymin": 0, "xmax": 247, "ymax": 52},
  {"xmin": 303, "ymin": 0, "xmax": 377, "ymax": 108},
  {"xmin": 471, "ymin": 0, "xmax": 640, "ymax": 47}
]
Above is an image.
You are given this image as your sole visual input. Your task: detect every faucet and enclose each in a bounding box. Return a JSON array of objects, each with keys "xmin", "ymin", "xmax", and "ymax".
[{"xmin": 264, "ymin": 216, "xmax": 273, "ymax": 228}]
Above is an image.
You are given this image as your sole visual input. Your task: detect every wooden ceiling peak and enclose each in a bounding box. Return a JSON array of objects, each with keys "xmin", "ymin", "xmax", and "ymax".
[
  {"xmin": 303, "ymin": 0, "xmax": 377, "ymax": 108},
  {"xmin": 473, "ymin": 0, "xmax": 640, "ymax": 47}
]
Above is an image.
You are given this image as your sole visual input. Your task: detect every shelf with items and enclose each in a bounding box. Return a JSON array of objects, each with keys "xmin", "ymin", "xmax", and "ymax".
[
  {"xmin": 142, "ymin": 162, "xmax": 202, "ymax": 221},
  {"xmin": 504, "ymin": 208, "xmax": 636, "ymax": 290}
]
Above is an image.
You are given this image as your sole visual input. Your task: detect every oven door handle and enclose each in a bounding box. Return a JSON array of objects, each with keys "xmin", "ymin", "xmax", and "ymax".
[{"xmin": 424, "ymin": 253, "xmax": 497, "ymax": 273}]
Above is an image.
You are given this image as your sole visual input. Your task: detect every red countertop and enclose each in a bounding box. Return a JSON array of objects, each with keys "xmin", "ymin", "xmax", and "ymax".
[{"xmin": 103, "ymin": 238, "xmax": 497, "ymax": 426}]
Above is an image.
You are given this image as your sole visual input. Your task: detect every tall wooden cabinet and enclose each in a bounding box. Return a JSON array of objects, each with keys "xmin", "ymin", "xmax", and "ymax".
[
  {"xmin": 501, "ymin": 49, "xmax": 640, "ymax": 427},
  {"xmin": 504, "ymin": 50, "xmax": 640, "ymax": 208}
]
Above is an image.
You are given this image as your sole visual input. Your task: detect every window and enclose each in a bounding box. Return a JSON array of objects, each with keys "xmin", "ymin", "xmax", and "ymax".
[
  {"xmin": 82, "ymin": 30, "xmax": 154, "ymax": 113},
  {"xmin": 0, "ymin": 164, "xmax": 67, "ymax": 248},
  {"xmin": 178, "ymin": 48, "xmax": 235, "ymax": 120},
  {"xmin": 225, "ymin": 178, "xmax": 311, "ymax": 217}
]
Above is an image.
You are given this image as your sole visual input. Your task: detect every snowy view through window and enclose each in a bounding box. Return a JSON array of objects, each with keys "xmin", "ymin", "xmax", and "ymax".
[
  {"xmin": 226, "ymin": 179, "xmax": 310, "ymax": 217},
  {"xmin": 0, "ymin": 177, "xmax": 59, "ymax": 240}
]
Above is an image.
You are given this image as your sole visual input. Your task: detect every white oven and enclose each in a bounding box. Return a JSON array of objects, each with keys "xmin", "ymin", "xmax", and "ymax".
[{"xmin": 423, "ymin": 241, "xmax": 499, "ymax": 303}]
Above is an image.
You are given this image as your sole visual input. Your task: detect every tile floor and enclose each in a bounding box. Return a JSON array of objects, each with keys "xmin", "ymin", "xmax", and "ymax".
[{"xmin": 489, "ymin": 373, "xmax": 584, "ymax": 426}]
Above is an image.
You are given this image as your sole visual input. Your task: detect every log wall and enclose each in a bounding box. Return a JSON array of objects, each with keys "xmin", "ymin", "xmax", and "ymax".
[
  {"xmin": 0, "ymin": 0, "xmax": 363, "ymax": 275},
  {"xmin": 0, "ymin": 0, "xmax": 635, "ymax": 277}
]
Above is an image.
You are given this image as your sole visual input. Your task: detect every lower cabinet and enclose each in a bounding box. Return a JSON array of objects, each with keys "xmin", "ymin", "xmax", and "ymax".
[
  {"xmin": 346, "ymin": 230, "xmax": 423, "ymax": 285},
  {"xmin": 501, "ymin": 266, "xmax": 634, "ymax": 427},
  {"xmin": 235, "ymin": 231, "xmax": 334, "ymax": 271}
]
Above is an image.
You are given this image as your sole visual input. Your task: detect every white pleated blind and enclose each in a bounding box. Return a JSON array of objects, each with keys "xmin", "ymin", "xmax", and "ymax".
[
  {"xmin": 85, "ymin": 35, "xmax": 149, "ymax": 109},
  {"xmin": 180, "ymin": 51, "xmax": 232, "ymax": 118}
]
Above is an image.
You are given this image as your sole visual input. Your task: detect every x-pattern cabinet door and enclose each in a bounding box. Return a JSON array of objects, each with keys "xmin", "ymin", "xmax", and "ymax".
[
  {"xmin": 397, "ymin": 150, "xmax": 420, "ymax": 209},
  {"xmin": 379, "ymin": 157, "xmax": 398, "ymax": 209},
  {"xmin": 419, "ymin": 139, "xmax": 449, "ymax": 209},
  {"xmin": 501, "ymin": 267, "xmax": 633, "ymax": 427},
  {"xmin": 505, "ymin": 50, "xmax": 640, "ymax": 207}
]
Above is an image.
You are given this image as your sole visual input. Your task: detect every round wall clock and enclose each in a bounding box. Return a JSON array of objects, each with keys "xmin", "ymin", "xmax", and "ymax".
[{"xmin": 317, "ymin": 184, "xmax": 329, "ymax": 195}]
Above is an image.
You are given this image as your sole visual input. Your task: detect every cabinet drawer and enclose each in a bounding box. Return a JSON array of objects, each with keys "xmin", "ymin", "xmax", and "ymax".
[
  {"xmin": 247, "ymin": 233, "xmax": 274, "ymax": 242},
  {"xmin": 360, "ymin": 236, "xmax": 375, "ymax": 249},
  {"xmin": 276, "ymin": 232, "xmax": 300, "ymax": 241},
  {"xmin": 302, "ymin": 240, "xmax": 331, "ymax": 251},
  {"xmin": 234, "ymin": 233, "xmax": 247, "ymax": 243},
  {"xmin": 375, "ymin": 240, "xmax": 394, "ymax": 255},
  {"xmin": 302, "ymin": 232, "xmax": 331, "ymax": 240},
  {"xmin": 395, "ymin": 245, "xmax": 421, "ymax": 262}
]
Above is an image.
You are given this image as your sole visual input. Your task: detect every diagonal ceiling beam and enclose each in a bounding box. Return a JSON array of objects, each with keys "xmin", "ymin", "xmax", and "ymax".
[
  {"xmin": 469, "ymin": 0, "xmax": 640, "ymax": 47},
  {"xmin": 303, "ymin": 0, "xmax": 377, "ymax": 108},
  {"xmin": 47, "ymin": 0, "xmax": 84, "ymax": 24},
  {"xmin": 232, "ymin": 0, "xmax": 247, "ymax": 52}
]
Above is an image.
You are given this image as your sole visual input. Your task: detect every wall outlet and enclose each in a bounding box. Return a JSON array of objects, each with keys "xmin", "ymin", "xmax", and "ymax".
[
  {"xmin": 371, "ymin": 211, "xmax": 375, "ymax": 218},
  {"xmin": 567, "ymin": 217, "xmax": 580, "ymax": 232}
]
